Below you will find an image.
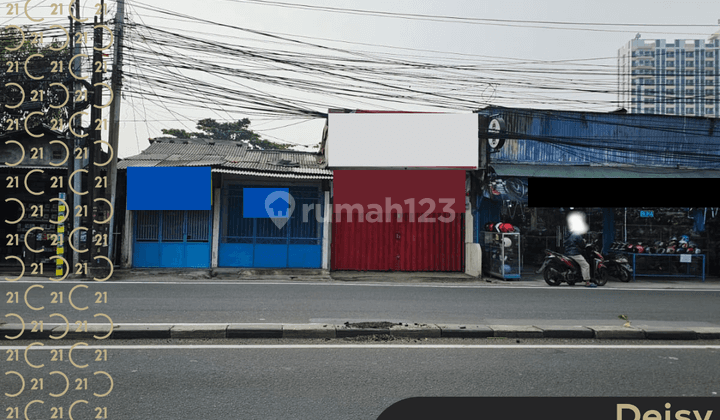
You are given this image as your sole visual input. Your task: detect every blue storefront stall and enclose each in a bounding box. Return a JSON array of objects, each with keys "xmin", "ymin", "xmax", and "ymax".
[
  {"xmin": 134, "ymin": 210, "xmax": 213, "ymax": 268},
  {"xmin": 218, "ymin": 182, "xmax": 324, "ymax": 268},
  {"xmin": 120, "ymin": 138, "xmax": 332, "ymax": 269}
]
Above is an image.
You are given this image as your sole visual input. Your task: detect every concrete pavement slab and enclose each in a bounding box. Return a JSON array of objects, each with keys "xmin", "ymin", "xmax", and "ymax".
[
  {"xmin": 227, "ymin": 323, "xmax": 283, "ymax": 338},
  {"xmin": 283, "ymin": 323, "xmax": 336, "ymax": 339},
  {"xmin": 171, "ymin": 324, "xmax": 228, "ymax": 339},
  {"xmin": 489, "ymin": 325, "xmax": 544, "ymax": 338},
  {"xmin": 588, "ymin": 325, "xmax": 645, "ymax": 339},
  {"xmin": 437, "ymin": 324, "xmax": 494, "ymax": 338}
]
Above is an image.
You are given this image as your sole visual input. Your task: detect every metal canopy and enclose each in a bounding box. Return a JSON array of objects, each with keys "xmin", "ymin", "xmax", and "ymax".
[{"xmin": 491, "ymin": 164, "xmax": 720, "ymax": 178}]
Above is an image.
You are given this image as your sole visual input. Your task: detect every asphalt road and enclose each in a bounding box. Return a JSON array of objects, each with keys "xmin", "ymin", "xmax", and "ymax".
[
  {"xmin": 2, "ymin": 339, "xmax": 719, "ymax": 420},
  {"xmin": 3, "ymin": 280, "xmax": 720, "ymax": 326}
]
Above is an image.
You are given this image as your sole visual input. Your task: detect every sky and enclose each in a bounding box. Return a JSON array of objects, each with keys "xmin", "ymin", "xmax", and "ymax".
[{"xmin": 4, "ymin": 0, "xmax": 719, "ymax": 158}]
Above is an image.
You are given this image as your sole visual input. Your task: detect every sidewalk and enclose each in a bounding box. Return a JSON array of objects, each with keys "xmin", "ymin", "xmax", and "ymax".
[
  {"xmin": 4, "ymin": 266, "xmax": 718, "ymax": 288},
  {"xmin": 501, "ymin": 267, "xmax": 720, "ymax": 289},
  {"xmin": 98, "ymin": 266, "xmax": 720, "ymax": 290},
  {"xmin": 0, "ymin": 267, "xmax": 720, "ymax": 291}
]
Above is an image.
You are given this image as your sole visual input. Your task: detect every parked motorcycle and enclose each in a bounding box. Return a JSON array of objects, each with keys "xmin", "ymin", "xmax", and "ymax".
[
  {"xmin": 602, "ymin": 252, "xmax": 633, "ymax": 282},
  {"xmin": 536, "ymin": 240, "xmax": 608, "ymax": 286}
]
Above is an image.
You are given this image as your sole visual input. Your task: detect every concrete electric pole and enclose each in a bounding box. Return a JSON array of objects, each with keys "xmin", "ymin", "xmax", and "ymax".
[{"xmin": 106, "ymin": 0, "xmax": 125, "ymax": 264}]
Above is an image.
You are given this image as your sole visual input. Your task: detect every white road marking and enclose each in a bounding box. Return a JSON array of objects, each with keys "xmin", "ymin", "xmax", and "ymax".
[{"xmin": 3, "ymin": 344, "xmax": 720, "ymax": 350}]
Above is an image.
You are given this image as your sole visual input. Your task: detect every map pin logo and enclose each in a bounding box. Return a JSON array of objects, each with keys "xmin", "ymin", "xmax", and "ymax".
[{"xmin": 265, "ymin": 190, "xmax": 295, "ymax": 229}]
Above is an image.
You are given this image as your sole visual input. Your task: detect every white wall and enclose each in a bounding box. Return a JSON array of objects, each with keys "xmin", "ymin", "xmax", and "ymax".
[
  {"xmin": 211, "ymin": 187, "xmax": 221, "ymax": 268},
  {"xmin": 322, "ymin": 190, "xmax": 331, "ymax": 270},
  {"xmin": 327, "ymin": 113, "xmax": 478, "ymax": 168},
  {"xmin": 464, "ymin": 209, "xmax": 482, "ymax": 277},
  {"xmin": 121, "ymin": 208, "xmax": 133, "ymax": 268}
]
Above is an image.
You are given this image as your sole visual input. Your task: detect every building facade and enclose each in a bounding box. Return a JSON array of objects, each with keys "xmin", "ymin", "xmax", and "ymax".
[
  {"xmin": 474, "ymin": 106, "xmax": 720, "ymax": 277},
  {"xmin": 322, "ymin": 111, "xmax": 479, "ymax": 274},
  {"xmin": 118, "ymin": 138, "xmax": 332, "ymax": 269},
  {"xmin": 618, "ymin": 31, "xmax": 720, "ymax": 117}
]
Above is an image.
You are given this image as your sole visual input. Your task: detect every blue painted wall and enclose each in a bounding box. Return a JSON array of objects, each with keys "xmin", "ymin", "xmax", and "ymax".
[{"xmin": 473, "ymin": 195, "xmax": 501, "ymax": 244}]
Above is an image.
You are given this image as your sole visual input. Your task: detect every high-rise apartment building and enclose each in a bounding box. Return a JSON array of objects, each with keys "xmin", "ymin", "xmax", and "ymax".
[{"xmin": 618, "ymin": 31, "xmax": 719, "ymax": 117}]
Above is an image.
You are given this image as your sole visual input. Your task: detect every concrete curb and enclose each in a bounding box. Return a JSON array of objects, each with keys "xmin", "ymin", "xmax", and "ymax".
[
  {"xmin": 3, "ymin": 323, "xmax": 720, "ymax": 341},
  {"xmin": 489, "ymin": 325, "xmax": 544, "ymax": 339},
  {"xmin": 228, "ymin": 323, "xmax": 283, "ymax": 339},
  {"xmin": 436, "ymin": 324, "xmax": 493, "ymax": 338},
  {"xmin": 586, "ymin": 325, "xmax": 646, "ymax": 340},
  {"xmin": 283, "ymin": 324, "xmax": 336, "ymax": 339},
  {"xmin": 638, "ymin": 326, "xmax": 698, "ymax": 340},
  {"xmin": 536, "ymin": 326, "xmax": 595, "ymax": 339}
]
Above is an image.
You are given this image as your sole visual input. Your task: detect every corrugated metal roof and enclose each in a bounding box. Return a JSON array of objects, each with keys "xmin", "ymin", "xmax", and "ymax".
[
  {"xmin": 117, "ymin": 160, "xmax": 162, "ymax": 169},
  {"xmin": 0, "ymin": 165, "xmax": 67, "ymax": 170},
  {"xmin": 492, "ymin": 163, "xmax": 720, "ymax": 178},
  {"xmin": 478, "ymin": 106, "xmax": 720, "ymax": 170},
  {"xmin": 212, "ymin": 168, "xmax": 332, "ymax": 179},
  {"xmin": 127, "ymin": 153, "xmax": 171, "ymax": 160},
  {"xmin": 118, "ymin": 138, "xmax": 332, "ymax": 177}
]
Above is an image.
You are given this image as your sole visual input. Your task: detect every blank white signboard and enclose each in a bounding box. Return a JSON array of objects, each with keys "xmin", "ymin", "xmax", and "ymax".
[{"xmin": 327, "ymin": 113, "xmax": 479, "ymax": 168}]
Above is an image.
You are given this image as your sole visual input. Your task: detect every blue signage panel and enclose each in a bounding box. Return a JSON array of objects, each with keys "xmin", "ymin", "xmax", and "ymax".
[
  {"xmin": 127, "ymin": 167, "xmax": 211, "ymax": 210},
  {"xmin": 640, "ymin": 210, "xmax": 654, "ymax": 218},
  {"xmin": 243, "ymin": 188, "xmax": 290, "ymax": 218}
]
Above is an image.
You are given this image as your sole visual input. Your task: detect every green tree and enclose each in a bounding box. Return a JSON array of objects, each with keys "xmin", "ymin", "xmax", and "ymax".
[
  {"xmin": 160, "ymin": 118, "xmax": 290, "ymax": 150},
  {"xmin": 1, "ymin": 25, "xmax": 71, "ymax": 135}
]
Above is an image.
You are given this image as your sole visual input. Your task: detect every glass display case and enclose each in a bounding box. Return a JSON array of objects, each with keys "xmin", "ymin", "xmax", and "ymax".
[{"xmin": 483, "ymin": 232, "xmax": 521, "ymax": 279}]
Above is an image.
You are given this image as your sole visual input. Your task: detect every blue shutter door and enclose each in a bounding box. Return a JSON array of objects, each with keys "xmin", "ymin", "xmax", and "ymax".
[
  {"xmin": 219, "ymin": 185, "xmax": 323, "ymax": 268},
  {"xmin": 133, "ymin": 210, "xmax": 211, "ymax": 268}
]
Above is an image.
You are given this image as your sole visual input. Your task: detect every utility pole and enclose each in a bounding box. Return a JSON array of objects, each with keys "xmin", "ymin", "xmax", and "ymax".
[
  {"xmin": 71, "ymin": 2, "xmax": 84, "ymax": 270},
  {"xmin": 64, "ymin": 12, "xmax": 75, "ymax": 278},
  {"xmin": 89, "ymin": 12, "xmax": 105, "ymax": 276},
  {"xmin": 106, "ymin": 0, "xmax": 125, "ymax": 264}
]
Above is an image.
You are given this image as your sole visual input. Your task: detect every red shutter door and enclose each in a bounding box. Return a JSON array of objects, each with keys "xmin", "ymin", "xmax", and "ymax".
[
  {"xmin": 331, "ymin": 170, "xmax": 465, "ymax": 272},
  {"xmin": 331, "ymin": 213, "xmax": 464, "ymax": 272}
]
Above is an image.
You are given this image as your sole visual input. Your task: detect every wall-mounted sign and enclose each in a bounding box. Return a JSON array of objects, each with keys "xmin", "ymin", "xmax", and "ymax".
[
  {"xmin": 488, "ymin": 117, "xmax": 506, "ymax": 150},
  {"xmin": 327, "ymin": 113, "xmax": 478, "ymax": 168},
  {"xmin": 640, "ymin": 210, "xmax": 654, "ymax": 218}
]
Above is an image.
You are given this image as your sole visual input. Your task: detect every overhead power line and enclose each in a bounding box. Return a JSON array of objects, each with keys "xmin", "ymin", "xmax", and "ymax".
[
  {"xmin": 112, "ymin": 1, "xmax": 720, "ymax": 164},
  {"xmin": 221, "ymin": 0, "xmax": 719, "ymax": 35}
]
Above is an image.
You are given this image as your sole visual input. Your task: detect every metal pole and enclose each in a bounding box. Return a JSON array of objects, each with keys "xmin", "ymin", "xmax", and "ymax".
[
  {"xmin": 89, "ymin": 16, "xmax": 105, "ymax": 274},
  {"xmin": 65, "ymin": 14, "xmax": 75, "ymax": 275},
  {"xmin": 71, "ymin": 3, "xmax": 83, "ymax": 269},
  {"xmin": 624, "ymin": 208, "xmax": 627, "ymax": 242},
  {"xmin": 106, "ymin": 0, "xmax": 125, "ymax": 264}
]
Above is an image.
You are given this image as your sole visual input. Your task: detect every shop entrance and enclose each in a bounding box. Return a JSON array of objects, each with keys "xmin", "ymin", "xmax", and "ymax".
[{"xmin": 133, "ymin": 210, "xmax": 212, "ymax": 268}]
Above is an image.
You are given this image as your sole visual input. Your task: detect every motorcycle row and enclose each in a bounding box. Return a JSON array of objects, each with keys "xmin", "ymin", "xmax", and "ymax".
[
  {"xmin": 536, "ymin": 240, "xmax": 634, "ymax": 286},
  {"xmin": 609, "ymin": 236, "xmax": 701, "ymax": 255}
]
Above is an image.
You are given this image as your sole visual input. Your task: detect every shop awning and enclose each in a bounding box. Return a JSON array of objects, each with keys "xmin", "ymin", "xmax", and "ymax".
[{"xmin": 491, "ymin": 164, "xmax": 720, "ymax": 178}]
